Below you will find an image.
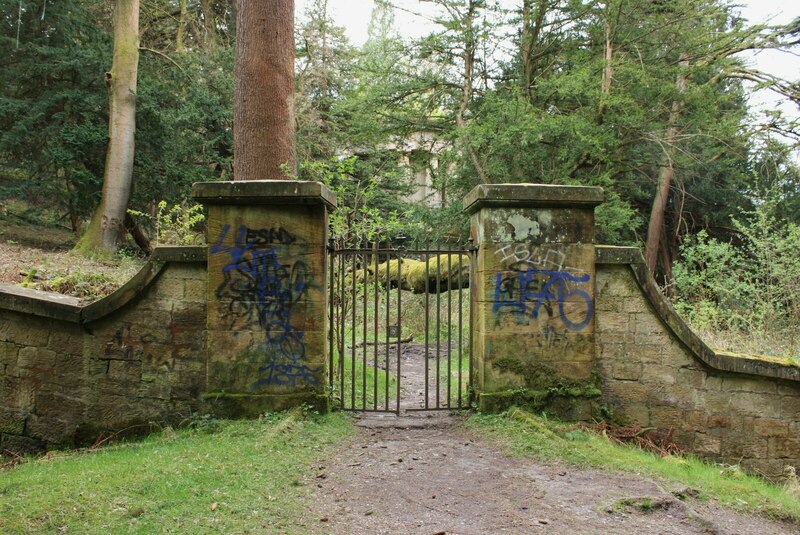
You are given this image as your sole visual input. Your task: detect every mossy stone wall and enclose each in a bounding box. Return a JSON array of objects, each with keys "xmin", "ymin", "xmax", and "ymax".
[{"xmin": 0, "ymin": 260, "xmax": 207, "ymax": 452}]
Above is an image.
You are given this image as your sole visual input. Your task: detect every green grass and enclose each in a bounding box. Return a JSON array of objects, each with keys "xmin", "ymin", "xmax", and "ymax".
[
  {"xmin": 0, "ymin": 410, "xmax": 355, "ymax": 534},
  {"xmin": 336, "ymin": 349, "xmax": 398, "ymax": 411},
  {"xmin": 468, "ymin": 408, "xmax": 800, "ymax": 522}
]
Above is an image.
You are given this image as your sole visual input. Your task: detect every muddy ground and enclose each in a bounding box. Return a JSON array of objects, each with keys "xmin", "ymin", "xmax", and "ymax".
[{"xmin": 308, "ymin": 343, "xmax": 797, "ymax": 535}]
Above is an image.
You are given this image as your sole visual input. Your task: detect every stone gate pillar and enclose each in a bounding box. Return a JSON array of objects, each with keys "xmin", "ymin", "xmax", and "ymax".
[
  {"xmin": 464, "ymin": 184, "xmax": 604, "ymax": 414},
  {"xmin": 193, "ymin": 181, "xmax": 336, "ymax": 415}
]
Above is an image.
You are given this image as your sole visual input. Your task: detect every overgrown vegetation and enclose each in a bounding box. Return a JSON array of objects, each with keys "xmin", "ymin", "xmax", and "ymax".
[
  {"xmin": 469, "ymin": 408, "xmax": 800, "ymax": 522},
  {"xmin": 0, "ymin": 1, "xmax": 798, "ymax": 349},
  {"xmin": 671, "ymin": 187, "xmax": 800, "ymax": 362},
  {"xmin": 0, "ymin": 200, "xmax": 144, "ymax": 299},
  {"xmin": 0, "ymin": 410, "xmax": 355, "ymax": 534}
]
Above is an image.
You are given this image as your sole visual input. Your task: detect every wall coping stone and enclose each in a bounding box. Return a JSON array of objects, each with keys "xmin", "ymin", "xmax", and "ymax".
[
  {"xmin": 0, "ymin": 246, "xmax": 206, "ymax": 324},
  {"xmin": 463, "ymin": 183, "xmax": 604, "ymax": 214},
  {"xmin": 597, "ymin": 245, "xmax": 800, "ymax": 382},
  {"xmin": 0, "ymin": 284, "xmax": 83, "ymax": 322},
  {"xmin": 595, "ymin": 245, "xmax": 640, "ymax": 264},
  {"xmin": 192, "ymin": 180, "xmax": 337, "ymax": 209},
  {"xmin": 151, "ymin": 246, "xmax": 207, "ymax": 263}
]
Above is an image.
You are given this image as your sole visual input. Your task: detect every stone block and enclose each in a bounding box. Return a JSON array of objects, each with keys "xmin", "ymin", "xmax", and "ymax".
[
  {"xmin": 622, "ymin": 299, "xmax": 649, "ymax": 314},
  {"xmin": 17, "ymin": 346, "xmax": 56, "ymax": 370},
  {"xmin": 754, "ymin": 418, "xmax": 789, "ymax": 438},
  {"xmin": 594, "ymin": 296, "xmax": 622, "ymax": 313},
  {"xmin": 155, "ymin": 278, "xmax": 185, "ymax": 300},
  {"xmin": 0, "ymin": 408, "xmax": 27, "ymax": 434},
  {"xmin": 742, "ymin": 459, "xmax": 786, "ymax": 480},
  {"xmin": 640, "ymin": 364, "xmax": 677, "ymax": 386},
  {"xmin": 768, "ymin": 437, "xmax": 800, "ymax": 459},
  {"xmin": 595, "ymin": 312, "xmax": 633, "ymax": 335},
  {"xmin": 722, "ymin": 376, "xmax": 777, "ymax": 395},
  {"xmin": 595, "ymin": 268, "xmax": 639, "ymax": 298},
  {"xmin": 649, "ymin": 406, "xmax": 685, "ymax": 429},
  {"xmin": 782, "ymin": 396, "xmax": 800, "ymax": 419},
  {"xmin": 207, "ymin": 298, "xmax": 325, "ymax": 334},
  {"xmin": 139, "ymin": 382, "xmax": 172, "ymax": 401},
  {"xmin": 107, "ymin": 359, "xmax": 142, "ymax": 382},
  {"xmin": 621, "ymin": 403, "xmax": 650, "ymax": 426},
  {"xmin": 634, "ymin": 333, "xmax": 673, "ymax": 348},
  {"xmin": 778, "ymin": 384, "xmax": 800, "ymax": 397},
  {"xmin": 603, "ymin": 381, "xmax": 650, "ymax": 404},
  {"xmin": 613, "ymin": 361, "xmax": 642, "ymax": 381},
  {"xmin": 677, "ymin": 367, "xmax": 707, "ymax": 389},
  {"xmin": 472, "ymin": 206, "xmax": 596, "ymax": 245},
  {"xmin": 176, "ymin": 265, "xmax": 208, "ymax": 280},
  {"xmin": 705, "ymin": 376, "xmax": 724, "ymax": 392},
  {"xmin": 4, "ymin": 322, "xmax": 48, "ymax": 347},
  {"xmin": 682, "ymin": 411, "xmax": 707, "ymax": 433},
  {"xmin": 726, "ymin": 392, "xmax": 782, "ymax": 419},
  {"xmin": 0, "ymin": 432, "xmax": 44, "ymax": 454},
  {"xmin": 707, "ymin": 414, "xmax": 734, "ymax": 430},
  {"xmin": 183, "ymin": 279, "xmax": 207, "ymax": 302},
  {"xmin": 720, "ymin": 434, "xmax": 768, "ymax": 459},
  {"xmin": 207, "ymin": 204, "xmax": 329, "ymax": 247},
  {"xmin": 633, "ymin": 313, "xmax": 665, "ymax": 335},
  {"xmin": 0, "ymin": 341, "xmax": 18, "ymax": 365},
  {"xmin": 47, "ymin": 330, "xmax": 84, "ymax": 356},
  {"xmin": 693, "ymin": 433, "xmax": 721, "ymax": 455}
]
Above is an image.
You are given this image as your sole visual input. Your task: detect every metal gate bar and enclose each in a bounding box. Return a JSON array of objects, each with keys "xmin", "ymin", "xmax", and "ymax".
[{"xmin": 328, "ymin": 243, "xmax": 475, "ymax": 413}]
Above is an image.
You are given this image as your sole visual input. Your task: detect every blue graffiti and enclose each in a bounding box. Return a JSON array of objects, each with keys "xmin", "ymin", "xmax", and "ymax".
[
  {"xmin": 493, "ymin": 269, "xmax": 594, "ymax": 331},
  {"xmin": 212, "ymin": 224, "xmax": 319, "ymax": 388},
  {"xmin": 254, "ymin": 361, "xmax": 322, "ymax": 388}
]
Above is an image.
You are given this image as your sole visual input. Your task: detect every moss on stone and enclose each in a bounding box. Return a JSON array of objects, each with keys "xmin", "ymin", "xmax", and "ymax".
[
  {"xmin": 493, "ymin": 357, "xmax": 561, "ymax": 390},
  {"xmin": 202, "ymin": 391, "xmax": 329, "ymax": 418}
]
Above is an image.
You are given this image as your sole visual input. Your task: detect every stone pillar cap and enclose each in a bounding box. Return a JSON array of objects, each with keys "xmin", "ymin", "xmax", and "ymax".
[
  {"xmin": 192, "ymin": 180, "xmax": 337, "ymax": 209},
  {"xmin": 463, "ymin": 183, "xmax": 603, "ymax": 214}
]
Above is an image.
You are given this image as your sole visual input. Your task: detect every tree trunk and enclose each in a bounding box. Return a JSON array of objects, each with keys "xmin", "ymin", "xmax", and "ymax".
[
  {"xmin": 456, "ymin": 0, "xmax": 488, "ymax": 184},
  {"xmin": 75, "ymin": 0, "xmax": 139, "ymax": 256},
  {"xmin": 176, "ymin": 0, "xmax": 188, "ymax": 52},
  {"xmin": 645, "ymin": 59, "xmax": 688, "ymax": 275},
  {"xmin": 234, "ymin": 0, "xmax": 296, "ymax": 181},
  {"xmin": 201, "ymin": 0, "xmax": 217, "ymax": 49},
  {"xmin": 520, "ymin": 0, "xmax": 547, "ymax": 104}
]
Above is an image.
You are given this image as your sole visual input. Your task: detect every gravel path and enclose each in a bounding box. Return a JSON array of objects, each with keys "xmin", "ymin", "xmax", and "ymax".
[{"xmin": 308, "ymin": 340, "xmax": 797, "ymax": 535}]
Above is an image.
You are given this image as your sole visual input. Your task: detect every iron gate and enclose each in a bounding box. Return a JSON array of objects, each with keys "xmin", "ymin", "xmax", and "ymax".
[{"xmin": 328, "ymin": 242, "xmax": 475, "ymax": 413}]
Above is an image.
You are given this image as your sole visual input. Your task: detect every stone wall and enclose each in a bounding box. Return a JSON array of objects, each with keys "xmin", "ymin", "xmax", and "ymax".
[
  {"xmin": 595, "ymin": 247, "xmax": 800, "ymax": 478},
  {"xmin": 0, "ymin": 247, "xmax": 208, "ymax": 453},
  {"xmin": 464, "ymin": 183, "xmax": 800, "ymax": 477}
]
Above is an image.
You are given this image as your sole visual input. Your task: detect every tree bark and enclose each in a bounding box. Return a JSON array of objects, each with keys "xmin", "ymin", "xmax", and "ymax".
[
  {"xmin": 520, "ymin": 0, "xmax": 547, "ymax": 104},
  {"xmin": 75, "ymin": 0, "xmax": 139, "ymax": 256},
  {"xmin": 200, "ymin": 0, "xmax": 217, "ymax": 49},
  {"xmin": 645, "ymin": 58, "xmax": 688, "ymax": 274},
  {"xmin": 456, "ymin": 0, "xmax": 488, "ymax": 184},
  {"xmin": 234, "ymin": 0, "xmax": 296, "ymax": 181},
  {"xmin": 176, "ymin": 0, "xmax": 188, "ymax": 52}
]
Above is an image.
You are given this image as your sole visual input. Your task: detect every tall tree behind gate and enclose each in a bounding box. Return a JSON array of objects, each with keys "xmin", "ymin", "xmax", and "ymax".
[{"xmin": 234, "ymin": 0, "xmax": 296, "ymax": 180}]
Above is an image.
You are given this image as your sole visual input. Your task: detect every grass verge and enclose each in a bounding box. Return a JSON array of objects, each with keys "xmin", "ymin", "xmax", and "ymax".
[
  {"xmin": 0, "ymin": 410, "xmax": 355, "ymax": 534},
  {"xmin": 468, "ymin": 408, "xmax": 800, "ymax": 522}
]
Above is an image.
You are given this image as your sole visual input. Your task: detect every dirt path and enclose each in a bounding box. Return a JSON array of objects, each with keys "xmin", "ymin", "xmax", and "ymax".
[
  {"xmin": 307, "ymin": 418, "xmax": 795, "ymax": 535},
  {"xmin": 309, "ymin": 341, "xmax": 796, "ymax": 535}
]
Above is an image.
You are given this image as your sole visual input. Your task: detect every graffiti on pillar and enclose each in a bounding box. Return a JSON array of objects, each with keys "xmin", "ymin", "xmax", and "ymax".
[
  {"xmin": 493, "ymin": 268, "xmax": 593, "ymax": 331},
  {"xmin": 211, "ymin": 224, "xmax": 321, "ymax": 388},
  {"xmin": 494, "ymin": 243, "xmax": 582, "ymax": 276}
]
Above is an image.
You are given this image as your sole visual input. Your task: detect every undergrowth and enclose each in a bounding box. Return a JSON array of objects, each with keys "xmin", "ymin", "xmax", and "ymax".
[{"xmin": 469, "ymin": 408, "xmax": 800, "ymax": 523}]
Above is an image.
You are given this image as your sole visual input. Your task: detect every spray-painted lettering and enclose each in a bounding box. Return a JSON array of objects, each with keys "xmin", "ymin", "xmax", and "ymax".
[
  {"xmin": 211, "ymin": 224, "xmax": 320, "ymax": 388},
  {"xmin": 493, "ymin": 269, "xmax": 594, "ymax": 331}
]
